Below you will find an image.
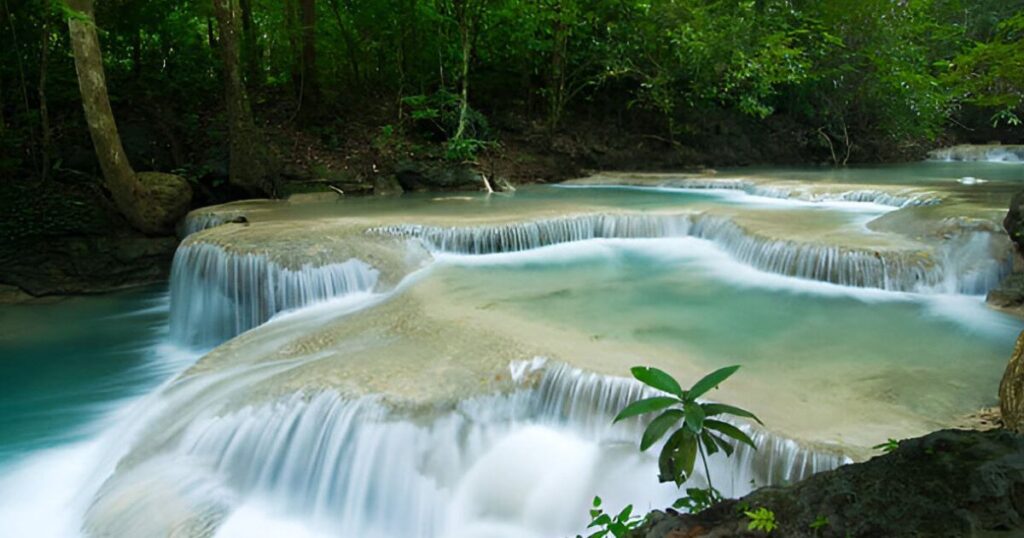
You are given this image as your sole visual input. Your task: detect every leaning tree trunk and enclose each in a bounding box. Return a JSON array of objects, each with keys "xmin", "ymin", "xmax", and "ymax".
[
  {"xmin": 66, "ymin": 0, "xmax": 191, "ymax": 235},
  {"xmin": 212, "ymin": 0, "xmax": 272, "ymax": 196}
]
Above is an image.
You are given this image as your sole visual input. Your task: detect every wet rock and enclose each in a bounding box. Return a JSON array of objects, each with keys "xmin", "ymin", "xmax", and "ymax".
[
  {"xmin": 373, "ymin": 174, "xmax": 404, "ymax": 196},
  {"xmin": 1002, "ymin": 332, "xmax": 1024, "ymax": 433},
  {"xmin": 988, "ymin": 273, "xmax": 1024, "ymax": 309},
  {"xmin": 394, "ymin": 160, "xmax": 486, "ymax": 191},
  {"xmin": 630, "ymin": 429, "xmax": 1024, "ymax": 538},
  {"xmin": 136, "ymin": 171, "xmax": 193, "ymax": 234},
  {"xmin": 0, "ymin": 235, "xmax": 178, "ymax": 295},
  {"xmin": 1005, "ymin": 190, "xmax": 1024, "ymax": 254}
]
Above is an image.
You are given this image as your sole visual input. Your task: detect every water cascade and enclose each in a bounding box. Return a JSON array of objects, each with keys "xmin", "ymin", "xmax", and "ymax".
[
  {"xmin": 169, "ymin": 242, "xmax": 380, "ymax": 347},
  {"xmin": 82, "ymin": 361, "xmax": 848, "ymax": 538},
  {"xmin": 561, "ymin": 180, "xmax": 944, "ymax": 208},
  {"xmin": 928, "ymin": 144, "xmax": 1024, "ymax": 163},
  {"xmin": 374, "ymin": 213, "xmax": 1010, "ymax": 294}
]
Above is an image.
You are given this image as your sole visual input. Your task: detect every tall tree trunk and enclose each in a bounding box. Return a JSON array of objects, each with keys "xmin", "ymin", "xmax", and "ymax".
[
  {"xmin": 298, "ymin": 0, "xmax": 318, "ymax": 116},
  {"xmin": 212, "ymin": 0, "xmax": 272, "ymax": 195},
  {"xmin": 547, "ymin": 0, "xmax": 567, "ymax": 133},
  {"xmin": 38, "ymin": 11, "xmax": 51, "ymax": 181},
  {"xmin": 66, "ymin": 0, "xmax": 191, "ymax": 234},
  {"xmin": 239, "ymin": 0, "xmax": 261, "ymax": 85},
  {"xmin": 452, "ymin": 0, "xmax": 472, "ymax": 142}
]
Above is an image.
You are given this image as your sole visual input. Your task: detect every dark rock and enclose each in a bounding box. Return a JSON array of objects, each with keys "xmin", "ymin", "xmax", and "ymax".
[
  {"xmin": 630, "ymin": 429, "xmax": 1024, "ymax": 538},
  {"xmin": 373, "ymin": 174, "xmax": 404, "ymax": 196},
  {"xmin": 988, "ymin": 273, "xmax": 1024, "ymax": 309},
  {"xmin": 1004, "ymin": 190, "xmax": 1024, "ymax": 254},
  {"xmin": 394, "ymin": 160, "xmax": 485, "ymax": 191},
  {"xmin": 1003, "ymin": 332, "xmax": 1024, "ymax": 433},
  {"xmin": 0, "ymin": 235, "xmax": 178, "ymax": 295}
]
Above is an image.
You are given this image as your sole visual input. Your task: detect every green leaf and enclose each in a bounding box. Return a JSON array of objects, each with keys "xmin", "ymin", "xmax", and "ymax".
[
  {"xmin": 630, "ymin": 366, "xmax": 684, "ymax": 397},
  {"xmin": 658, "ymin": 428, "xmax": 686, "ymax": 483},
  {"xmin": 700, "ymin": 429, "xmax": 719, "ymax": 456},
  {"xmin": 687, "ymin": 365, "xmax": 740, "ymax": 401},
  {"xmin": 613, "ymin": 396, "xmax": 679, "ymax": 422},
  {"xmin": 677, "ymin": 432, "xmax": 698, "ymax": 483},
  {"xmin": 705, "ymin": 419, "xmax": 757, "ymax": 449},
  {"xmin": 712, "ymin": 433, "xmax": 735, "ymax": 457},
  {"xmin": 701, "ymin": 402, "xmax": 763, "ymax": 425},
  {"xmin": 684, "ymin": 402, "xmax": 706, "ymax": 433},
  {"xmin": 641, "ymin": 409, "xmax": 684, "ymax": 450}
]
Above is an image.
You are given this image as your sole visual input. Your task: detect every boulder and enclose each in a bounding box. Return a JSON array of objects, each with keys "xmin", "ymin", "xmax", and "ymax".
[
  {"xmin": 1005, "ymin": 190, "xmax": 1024, "ymax": 254},
  {"xmin": 373, "ymin": 174, "xmax": 404, "ymax": 196},
  {"xmin": 136, "ymin": 171, "xmax": 193, "ymax": 234},
  {"xmin": 631, "ymin": 429, "xmax": 1024, "ymax": 538},
  {"xmin": 1002, "ymin": 331, "xmax": 1024, "ymax": 433},
  {"xmin": 394, "ymin": 160, "xmax": 485, "ymax": 191}
]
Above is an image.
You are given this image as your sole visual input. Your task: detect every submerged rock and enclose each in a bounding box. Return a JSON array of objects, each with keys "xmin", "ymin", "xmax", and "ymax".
[
  {"xmin": 1002, "ymin": 332, "xmax": 1024, "ymax": 433},
  {"xmin": 630, "ymin": 429, "xmax": 1024, "ymax": 538}
]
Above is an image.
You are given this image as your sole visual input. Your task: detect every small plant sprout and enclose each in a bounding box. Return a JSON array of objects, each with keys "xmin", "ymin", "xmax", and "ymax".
[
  {"xmin": 614, "ymin": 365, "xmax": 762, "ymax": 492},
  {"xmin": 745, "ymin": 507, "xmax": 778, "ymax": 533},
  {"xmin": 582, "ymin": 496, "xmax": 643, "ymax": 538},
  {"xmin": 810, "ymin": 515, "xmax": 830, "ymax": 533},
  {"xmin": 672, "ymin": 486, "xmax": 723, "ymax": 513},
  {"xmin": 872, "ymin": 438, "xmax": 900, "ymax": 453}
]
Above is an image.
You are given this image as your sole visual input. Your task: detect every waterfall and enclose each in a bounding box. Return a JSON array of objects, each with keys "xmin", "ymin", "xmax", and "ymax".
[
  {"xmin": 562, "ymin": 180, "xmax": 943, "ymax": 207},
  {"xmin": 169, "ymin": 242, "xmax": 380, "ymax": 347},
  {"xmin": 179, "ymin": 210, "xmax": 249, "ymax": 238},
  {"xmin": 373, "ymin": 214, "xmax": 1010, "ymax": 294},
  {"xmin": 82, "ymin": 361, "xmax": 849, "ymax": 538},
  {"xmin": 373, "ymin": 214, "xmax": 693, "ymax": 254},
  {"xmin": 928, "ymin": 144, "xmax": 1024, "ymax": 163}
]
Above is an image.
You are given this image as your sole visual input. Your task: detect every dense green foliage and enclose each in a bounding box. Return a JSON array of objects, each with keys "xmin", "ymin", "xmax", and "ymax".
[{"xmin": 2, "ymin": 0, "xmax": 1023, "ymax": 185}]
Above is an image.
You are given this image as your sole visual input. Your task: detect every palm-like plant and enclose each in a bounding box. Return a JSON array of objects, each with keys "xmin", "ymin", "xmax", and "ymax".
[{"xmin": 614, "ymin": 365, "xmax": 762, "ymax": 490}]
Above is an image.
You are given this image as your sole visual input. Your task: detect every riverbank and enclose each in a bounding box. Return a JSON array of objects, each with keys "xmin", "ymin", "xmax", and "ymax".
[{"xmin": 630, "ymin": 428, "xmax": 1024, "ymax": 538}]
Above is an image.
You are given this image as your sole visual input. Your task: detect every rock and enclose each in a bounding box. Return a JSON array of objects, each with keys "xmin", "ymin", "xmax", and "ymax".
[
  {"xmin": 287, "ymin": 191, "xmax": 340, "ymax": 203},
  {"xmin": 1005, "ymin": 190, "xmax": 1024, "ymax": 254},
  {"xmin": 630, "ymin": 429, "xmax": 1024, "ymax": 538},
  {"xmin": 0, "ymin": 235, "xmax": 179, "ymax": 296},
  {"xmin": 987, "ymin": 273, "xmax": 1024, "ymax": 309},
  {"xmin": 373, "ymin": 174, "xmax": 404, "ymax": 196},
  {"xmin": 1002, "ymin": 332, "xmax": 1024, "ymax": 433},
  {"xmin": 394, "ymin": 160, "xmax": 485, "ymax": 191},
  {"xmin": 136, "ymin": 171, "xmax": 193, "ymax": 234}
]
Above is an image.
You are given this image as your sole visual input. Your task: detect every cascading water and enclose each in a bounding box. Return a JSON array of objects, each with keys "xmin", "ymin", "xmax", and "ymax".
[
  {"xmin": 81, "ymin": 360, "xmax": 848, "ymax": 538},
  {"xmin": 560, "ymin": 180, "xmax": 944, "ymax": 208},
  {"xmin": 169, "ymin": 242, "xmax": 380, "ymax": 347},
  {"xmin": 928, "ymin": 144, "xmax": 1024, "ymax": 163},
  {"xmin": 373, "ymin": 213, "xmax": 1010, "ymax": 294}
]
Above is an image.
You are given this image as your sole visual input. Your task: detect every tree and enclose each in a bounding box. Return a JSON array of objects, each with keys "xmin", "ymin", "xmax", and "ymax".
[
  {"xmin": 297, "ymin": 0, "xmax": 319, "ymax": 115},
  {"xmin": 65, "ymin": 0, "xmax": 191, "ymax": 235},
  {"xmin": 211, "ymin": 0, "xmax": 273, "ymax": 195}
]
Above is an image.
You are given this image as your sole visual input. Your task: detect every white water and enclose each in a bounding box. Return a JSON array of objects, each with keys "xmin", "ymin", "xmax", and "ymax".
[
  {"xmin": 557, "ymin": 181, "xmax": 944, "ymax": 208},
  {"xmin": 3, "ymin": 169, "xmax": 1018, "ymax": 537},
  {"xmin": 928, "ymin": 145, "xmax": 1024, "ymax": 163},
  {"xmin": 170, "ymin": 242, "xmax": 380, "ymax": 347},
  {"xmin": 76, "ymin": 360, "xmax": 844, "ymax": 538},
  {"xmin": 375, "ymin": 213, "xmax": 1010, "ymax": 294}
]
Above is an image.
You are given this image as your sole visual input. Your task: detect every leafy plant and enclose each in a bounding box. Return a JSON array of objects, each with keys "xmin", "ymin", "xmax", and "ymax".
[
  {"xmin": 809, "ymin": 515, "xmax": 830, "ymax": 533},
  {"xmin": 872, "ymin": 438, "xmax": 900, "ymax": 453},
  {"xmin": 581, "ymin": 496, "xmax": 642, "ymax": 538},
  {"xmin": 614, "ymin": 365, "xmax": 761, "ymax": 491},
  {"xmin": 671, "ymin": 486, "xmax": 722, "ymax": 513},
  {"xmin": 745, "ymin": 507, "xmax": 778, "ymax": 533}
]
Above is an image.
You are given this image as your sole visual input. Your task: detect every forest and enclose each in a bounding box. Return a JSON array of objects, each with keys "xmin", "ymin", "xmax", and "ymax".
[{"xmin": 3, "ymin": 0, "xmax": 1024, "ymax": 201}]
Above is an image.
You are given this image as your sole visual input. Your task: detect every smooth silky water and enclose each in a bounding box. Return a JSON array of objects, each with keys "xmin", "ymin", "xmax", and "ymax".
[{"xmin": 1, "ymin": 161, "xmax": 1022, "ymax": 538}]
